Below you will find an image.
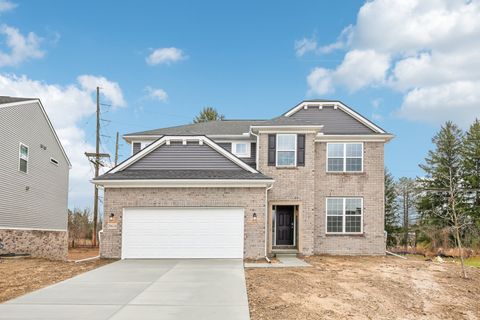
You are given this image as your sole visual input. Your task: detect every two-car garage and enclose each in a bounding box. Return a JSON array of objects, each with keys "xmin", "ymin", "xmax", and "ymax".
[{"xmin": 121, "ymin": 207, "xmax": 245, "ymax": 259}]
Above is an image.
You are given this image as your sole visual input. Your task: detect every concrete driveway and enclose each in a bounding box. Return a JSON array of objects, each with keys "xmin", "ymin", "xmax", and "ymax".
[{"xmin": 0, "ymin": 259, "xmax": 250, "ymax": 320}]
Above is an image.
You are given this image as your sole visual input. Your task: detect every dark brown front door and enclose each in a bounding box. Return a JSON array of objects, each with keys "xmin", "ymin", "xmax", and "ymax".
[{"xmin": 276, "ymin": 206, "xmax": 294, "ymax": 245}]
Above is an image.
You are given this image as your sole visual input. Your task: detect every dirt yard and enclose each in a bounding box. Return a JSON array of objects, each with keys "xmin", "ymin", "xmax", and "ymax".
[
  {"xmin": 246, "ymin": 255, "xmax": 480, "ymax": 320},
  {"xmin": 67, "ymin": 247, "xmax": 100, "ymax": 261},
  {"xmin": 0, "ymin": 257, "xmax": 113, "ymax": 303}
]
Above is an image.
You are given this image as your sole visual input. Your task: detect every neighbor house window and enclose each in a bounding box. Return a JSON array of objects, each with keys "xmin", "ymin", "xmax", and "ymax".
[
  {"xmin": 326, "ymin": 197, "xmax": 363, "ymax": 234},
  {"xmin": 19, "ymin": 143, "xmax": 29, "ymax": 173},
  {"xmin": 232, "ymin": 142, "xmax": 250, "ymax": 158},
  {"xmin": 327, "ymin": 143, "xmax": 363, "ymax": 172},
  {"xmin": 276, "ymin": 134, "xmax": 296, "ymax": 166}
]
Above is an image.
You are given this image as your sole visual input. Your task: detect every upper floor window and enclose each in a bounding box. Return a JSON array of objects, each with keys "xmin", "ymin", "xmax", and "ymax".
[
  {"xmin": 276, "ymin": 134, "xmax": 296, "ymax": 166},
  {"xmin": 19, "ymin": 143, "xmax": 29, "ymax": 173},
  {"xmin": 232, "ymin": 142, "xmax": 251, "ymax": 158},
  {"xmin": 326, "ymin": 197, "xmax": 363, "ymax": 234},
  {"xmin": 327, "ymin": 143, "xmax": 363, "ymax": 172}
]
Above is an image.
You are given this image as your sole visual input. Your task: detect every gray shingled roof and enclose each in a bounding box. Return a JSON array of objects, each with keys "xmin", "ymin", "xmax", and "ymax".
[
  {"xmin": 126, "ymin": 120, "xmax": 267, "ymax": 136},
  {"xmin": 124, "ymin": 100, "xmax": 389, "ymax": 137},
  {"xmin": 95, "ymin": 170, "xmax": 272, "ymax": 180},
  {"xmin": 0, "ymin": 96, "xmax": 38, "ymax": 105}
]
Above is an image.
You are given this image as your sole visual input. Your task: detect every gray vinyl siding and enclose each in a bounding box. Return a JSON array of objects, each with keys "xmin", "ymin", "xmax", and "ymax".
[
  {"xmin": 218, "ymin": 142, "xmax": 256, "ymax": 166},
  {"xmin": 125, "ymin": 141, "xmax": 244, "ymax": 171},
  {"xmin": 289, "ymin": 105, "xmax": 375, "ymax": 134},
  {"xmin": 0, "ymin": 102, "xmax": 69, "ymax": 230}
]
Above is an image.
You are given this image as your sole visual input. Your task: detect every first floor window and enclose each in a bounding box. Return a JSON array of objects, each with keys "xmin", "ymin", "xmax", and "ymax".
[
  {"xmin": 327, "ymin": 143, "xmax": 363, "ymax": 172},
  {"xmin": 276, "ymin": 134, "xmax": 296, "ymax": 166},
  {"xmin": 326, "ymin": 197, "xmax": 363, "ymax": 233},
  {"xmin": 19, "ymin": 143, "xmax": 29, "ymax": 173}
]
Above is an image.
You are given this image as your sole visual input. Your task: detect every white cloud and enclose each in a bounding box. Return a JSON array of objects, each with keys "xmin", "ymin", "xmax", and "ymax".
[
  {"xmin": 0, "ymin": 0, "xmax": 16, "ymax": 12},
  {"xmin": 77, "ymin": 75, "xmax": 126, "ymax": 107},
  {"xmin": 398, "ymin": 81, "xmax": 480, "ymax": 126},
  {"xmin": 146, "ymin": 47, "xmax": 186, "ymax": 66},
  {"xmin": 305, "ymin": 0, "xmax": 480, "ymax": 125},
  {"xmin": 0, "ymin": 73, "xmax": 126, "ymax": 208},
  {"xmin": 146, "ymin": 86, "xmax": 168, "ymax": 102},
  {"xmin": 0, "ymin": 24, "xmax": 44, "ymax": 66},
  {"xmin": 294, "ymin": 36, "xmax": 317, "ymax": 57},
  {"xmin": 307, "ymin": 50, "xmax": 390, "ymax": 95},
  {"xmin": 307, "ymin": 68, "xmax": 334, "ymax": 95}
]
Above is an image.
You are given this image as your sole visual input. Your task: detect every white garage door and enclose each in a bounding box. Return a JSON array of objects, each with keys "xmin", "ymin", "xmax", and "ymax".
[{"xmin": 122, "ymin": 207, "xmax": 244, "ymax": 259}]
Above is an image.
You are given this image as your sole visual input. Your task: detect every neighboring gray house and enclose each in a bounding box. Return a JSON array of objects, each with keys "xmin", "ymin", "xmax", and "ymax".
[
  {"xmin": 0, "ymin": 97, "xmax": 71, "ymax": 260},
  {"xmin": 94, "ymin": 100, "xmax": 393, "ymax": 259}
]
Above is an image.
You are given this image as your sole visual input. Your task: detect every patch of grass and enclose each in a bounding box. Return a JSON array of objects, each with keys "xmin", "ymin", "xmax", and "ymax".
[{"xmin": 465, "ymin": 257, "xmax": 480, "ymax": 268}]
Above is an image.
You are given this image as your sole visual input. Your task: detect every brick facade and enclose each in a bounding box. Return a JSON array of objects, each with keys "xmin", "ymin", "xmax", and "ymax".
[
  {"xmin": 257, "ymin": 132, "xmax": 317, "ymax": 255},
  {"xmin": 258, "ymin": 135, "xmax": 385, "ymax": 256},
  {"xmin": 100, "ymin": 187, "xmax": 266, "ymax": 259},
  {"xmin": 100, "ymin": 140, "xmax": 386, "ymax": 258},
  {"xmin": 0, "ymin": 229, "xmax": 67, "ymax": 260},
  {"xmin": 314, "ymin": 142, "xmax": 386, "ymax": 255}
]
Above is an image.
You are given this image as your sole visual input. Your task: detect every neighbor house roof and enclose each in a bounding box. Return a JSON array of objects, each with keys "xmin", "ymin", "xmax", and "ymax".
[{"xmin": 0, "ymin": 96, "xmax": 38, "ymax": 105}]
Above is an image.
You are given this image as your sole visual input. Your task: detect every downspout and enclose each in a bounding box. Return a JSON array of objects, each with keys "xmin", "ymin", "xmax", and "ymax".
[
  {"xmin": 250, "ymin": 127, "xmax": 272, "ymax": 263},
  {"xmin": 265, "ymin": 183, "xmax": 273, "ymax": 263},
  {"xmin": 249, "ymin": 128, "xmax": 259, "ymax": 171}
]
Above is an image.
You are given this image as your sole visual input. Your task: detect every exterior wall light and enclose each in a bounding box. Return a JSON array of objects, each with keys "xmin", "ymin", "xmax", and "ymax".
[
  {"xmin": 109, "ymin": 212, "xmax": 115, "ymax": 222},
  {"xmin": 253, "ymin": 212, "xmax": 257, "ymax": 222}
]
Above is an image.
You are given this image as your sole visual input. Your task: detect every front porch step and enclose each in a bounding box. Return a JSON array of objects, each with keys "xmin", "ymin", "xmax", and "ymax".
[{"xmin": 272, "ymin": 249, "xmax": 299, "ymax": 257}]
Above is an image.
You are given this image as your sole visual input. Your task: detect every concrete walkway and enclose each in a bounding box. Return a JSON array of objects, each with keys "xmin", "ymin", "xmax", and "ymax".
[
  {"xmin": 0, "ymin": 259, "xmax": 250, "ymax": 320},
  {"xmin": 244, "ymin": 255, "xmax": 311, "ymax": 268}
]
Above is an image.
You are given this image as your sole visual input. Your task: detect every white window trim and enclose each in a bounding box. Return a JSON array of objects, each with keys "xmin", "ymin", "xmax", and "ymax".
[
  {"xmin": 276, "ymin": 133, "xmax": 297, "ymax": 167},
  {"xmin": 326, "ymin": 142, "xmax": 364, "ymax": 173},
  {"xmin": 19, "ymin": 142, "xmax": 29, "ymax": 174},
  {"xmin": 231, "ymin": 142, "xmax": 251, "ymax": 158},
  {"xmin": 325, "ymin": 197, "xmax": 363, "ymax": 235}
]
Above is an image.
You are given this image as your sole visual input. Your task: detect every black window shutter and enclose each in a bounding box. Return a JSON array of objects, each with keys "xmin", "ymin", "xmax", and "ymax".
[
  {"xmin": 297, "ymin": 134, "xmax": 305, "ymax": 166},
  {"xmin": 268, "ymin": 134, "xmax": 276, "ymax": 166}
]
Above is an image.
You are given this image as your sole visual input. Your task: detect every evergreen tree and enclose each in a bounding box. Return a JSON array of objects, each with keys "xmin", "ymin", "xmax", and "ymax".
[
  {"xmin": 193, "ymin": 107, "xmax": 225, "ymax": 123},
  {"xmin": 462, "ymin": 119, "xmax": 480, "ymax": 230},
  {"xmin": 384, "ymin": 168, "xmax": 399, "ymax": 246},
  {"xmin": 418, "ymin": 121, "xmax": 468, "ymax": 278}
]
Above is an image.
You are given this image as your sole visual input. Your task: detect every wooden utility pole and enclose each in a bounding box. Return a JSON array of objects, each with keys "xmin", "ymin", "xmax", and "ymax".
[
  {"xmin": 85, "ymin": 87, "xmax": 110, "ymax": 247},
  {"xmin": 92, "ymin": 87, "xmax": 101, "ymax": 247},
  {"xmin": 114, "ymin": 131, "xmax": 119, "ymax": 166}
]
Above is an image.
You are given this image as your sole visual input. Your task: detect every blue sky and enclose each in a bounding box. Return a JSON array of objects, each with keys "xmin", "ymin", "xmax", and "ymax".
[{"xmin": 1, "ymin": 0, "xmax": 479, "ymax": 208}]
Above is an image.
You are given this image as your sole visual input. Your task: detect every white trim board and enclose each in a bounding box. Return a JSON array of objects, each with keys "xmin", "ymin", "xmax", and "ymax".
[
  {"xmin": 315, "ymin": 134, "xmax": 394, "ymax": 142},
  {"xmin": 93, "ymin": 179, "xmax": 275, "ymax": 188},
  {"xmin": 284, "ymin": 101, "xmax": 386, "ymax": 134},
  {"xmin": 109, "ymin": 135, "xmax": 259, "ymax": 174}
]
